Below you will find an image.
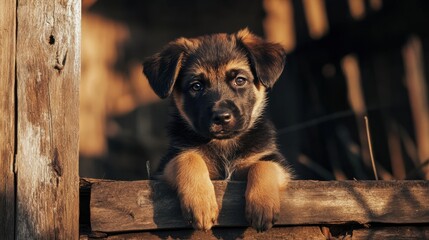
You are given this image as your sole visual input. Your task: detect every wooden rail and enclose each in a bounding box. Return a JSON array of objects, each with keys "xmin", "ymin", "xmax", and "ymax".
[{"xmin": 80, "ymin": 179, "xmax": 429, "ymax": 239}]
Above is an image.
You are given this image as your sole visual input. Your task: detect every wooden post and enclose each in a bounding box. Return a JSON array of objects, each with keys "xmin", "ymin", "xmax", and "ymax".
[
  {"xmin": 341, "ymin": 55, "xmax": 393, "ymax": 180},
  {"xmin": 0, "ymin": 0, "xmax": 17, "ymax": 239},
  {"xmin": 341, "ymin": 55, "xmax": 372, "ymax": 170},
  {"xmin": 302, "ymin": 0, "xmax": 329, "ymax": 39},
  {"xmin": 402, "ymin": 36, "xmax": 429, "ymax": 179},
  {"xmin": 348, "ymin": 0, "xmax": 365, "ymax": 20},
  {"xmin": 263, "ymin": 0, "xmax": 296, "ymax": 52},
  {"xmin": 15, "ymin": 0, "xmax": 80, "ymax": 239}
]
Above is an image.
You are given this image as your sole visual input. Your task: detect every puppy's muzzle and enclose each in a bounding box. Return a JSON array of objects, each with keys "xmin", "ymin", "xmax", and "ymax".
[
  {"xmin": 212, "ymin": 109, "xmax": 233, "ymax": 125},
  {"xmin": 208, "ymin": 101, "xmax": 242, "ymax": 139}
]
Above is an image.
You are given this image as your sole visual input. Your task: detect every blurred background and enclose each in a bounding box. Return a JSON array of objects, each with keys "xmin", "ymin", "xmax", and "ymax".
[{"xmin": 79, "ymin": 0, "xmax": 429, "ymax": 181}]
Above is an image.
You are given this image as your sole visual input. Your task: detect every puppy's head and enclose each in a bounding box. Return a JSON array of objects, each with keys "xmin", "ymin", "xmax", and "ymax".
[{"xmin": 143, "ymin": 29, "xmax": 286, "ymax": 140}]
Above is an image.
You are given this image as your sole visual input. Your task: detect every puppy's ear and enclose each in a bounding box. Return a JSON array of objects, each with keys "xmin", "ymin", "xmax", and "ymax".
[
  {"xmin": 236, "ymin": 28, "xmax": 286, "ymax": 89},
  {"xmin": 143, "ymin": 38, "xmax": 197, "ymax": 99}
]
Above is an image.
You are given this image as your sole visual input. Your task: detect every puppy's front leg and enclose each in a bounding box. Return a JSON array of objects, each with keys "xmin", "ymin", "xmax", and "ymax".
[
  {"xmin": 163, "ymin": 150, "xmax": 219, "ymax": 231},
  {"xmin": 245, "ymin": 161, "xmax": 290, "ymax": 232}
]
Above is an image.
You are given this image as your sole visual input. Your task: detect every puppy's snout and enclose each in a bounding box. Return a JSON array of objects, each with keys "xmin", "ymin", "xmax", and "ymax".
[{"xmin": 212, "ymin": 110, "xmax": 233, "ymax": 125}]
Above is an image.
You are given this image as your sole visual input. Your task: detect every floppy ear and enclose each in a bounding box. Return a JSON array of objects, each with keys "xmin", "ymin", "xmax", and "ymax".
[
  {"xmin": 143, "ymin": 38, "xmax": 194, "ymax": 99},
  {"xmin": 236, "ymin": 29, "xmax": 286, "ymax": 89}
]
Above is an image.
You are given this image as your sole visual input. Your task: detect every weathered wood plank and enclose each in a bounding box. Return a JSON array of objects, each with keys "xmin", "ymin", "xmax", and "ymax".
[
  {"xmin": 16, "ymin": 0, "xmax": 80, "ymax": 239},
  {"xmin": 352, "ymin": 226, "xmax": 429, "ymax": 240},
  {"xmin": 80, "ymin": 226, "xmax": 429, "ymax": 240},
  {"xmin": 89, "ymin": 180, "xmax": 429, "ymax": 232},
  {"xmin": 103, "ymin": 226, "xmax": 326, "ymax": 240},
  {"xmin": 0, "ymin": 0, "xmax": 17, "ymax": 239}
]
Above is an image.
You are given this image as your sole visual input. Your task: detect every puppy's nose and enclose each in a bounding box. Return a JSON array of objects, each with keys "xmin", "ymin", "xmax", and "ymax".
[{"xmin": 212, "ymin": 110, "xmax": 232, "ymax": 125}]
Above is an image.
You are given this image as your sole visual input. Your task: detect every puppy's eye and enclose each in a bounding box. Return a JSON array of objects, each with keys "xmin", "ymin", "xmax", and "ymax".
[
  {"xmin": 234, "ymin": 77, "xmax": 247, "ymax": 87},
  {"xmin": 190, "ymin": 81, "xmax": 204, "ymax": 92}
]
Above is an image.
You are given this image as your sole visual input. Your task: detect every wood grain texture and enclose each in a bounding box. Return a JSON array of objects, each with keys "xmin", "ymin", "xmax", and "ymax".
[
  {"xmin": 16, "ymin": 0, "xmax": 80, "ymax": 239},
  {"xmin": 0, "ymin": 0, "xmax": 16, "ymax": 239},
  {"xmin": 80, "ymin": 226, "xmax": 429, "ymax": 240},
  {"xmin": 89, "ymin": 180, "xmax": 429, "ymax": 232},
  {"xmin": 352, "ymin": 226, "xmax": 429, "ymax": 240},
  {"xmin": 103, "ymin": 226, "xmax": 326, "ymax": 240}
]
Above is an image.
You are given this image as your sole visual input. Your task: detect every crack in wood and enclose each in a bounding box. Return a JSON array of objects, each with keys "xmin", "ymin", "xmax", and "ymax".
[
  {"xmin": 51, "ymin": 148, "xmax": 62, "ymax": 177},
  {"xmin": 54, "ymin": 50, "xmax": 67, "ymax": 72}
]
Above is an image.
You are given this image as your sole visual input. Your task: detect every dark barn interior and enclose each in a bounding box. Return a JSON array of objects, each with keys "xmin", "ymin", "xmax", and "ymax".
[{"xmin": 79, "ymin": 0, "xmax": 429, "ymax": 181}]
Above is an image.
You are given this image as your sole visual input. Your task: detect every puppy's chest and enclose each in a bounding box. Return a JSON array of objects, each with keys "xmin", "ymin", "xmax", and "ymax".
[{"xmin": 202, "ymin": 144, "xmax": 246, "ymax": 180}]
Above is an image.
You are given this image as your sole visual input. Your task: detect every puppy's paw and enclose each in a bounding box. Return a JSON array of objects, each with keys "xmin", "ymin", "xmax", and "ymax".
[
  {"xmin": 179, "ymin": 182, "xmax": 219, "ymax": 231},
  {"xmin": 245, "ymin": 187, "xmax": 280, "ymax": 232}
]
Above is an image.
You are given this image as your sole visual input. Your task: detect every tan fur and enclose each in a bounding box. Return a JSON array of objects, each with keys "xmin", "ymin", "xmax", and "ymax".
[
  {"xmin": 175, "ymin": 37, "xmax": 201, "ymax": 50},
  {"xmin": 188, "ymin": 58, "xmax": 252, "ymax": 84},
  {"xmin": 163, "ymin": 149, "xmax": 291, "ymax": 231},
  {"xmin": 172, "ymin": 90, "xmax": 196, "ymax": 132},
  {"xmin": 236, "ymin": 28, "xmax": 252, "ymax": 40},
  {"xmin": 232, "ymin": 150, "xmax": 277, "ymax": 180},
  {"xmin": 173, "ymin": 53, "xmax": 184, "ymax": 83},
  {"xmin": 224, "ymin": 58, "xmax": 252, "ymax": 73},
  {"xmin": 245, "ymin": 161, "xmax": 290, "ymax": 231},
  {"xmin": 163, "ymin": 150, "xmax": 219, "ymax": 231},
  {"xmin": 249, "ymin": 85, "xmax": 267, "ymax": 129},
  {"xmin": 236, "ymin": 28, "xmax": 259, "ymax": 47}
]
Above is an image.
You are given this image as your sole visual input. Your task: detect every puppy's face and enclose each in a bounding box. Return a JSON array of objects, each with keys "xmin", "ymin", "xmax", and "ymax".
[
  {"xmin": 174, "ymin": 38, "xmax": 264, "ymax": 139},
  {"xmin": 144, "ymin": 29, "xmax": 286, "ymax": 140}
]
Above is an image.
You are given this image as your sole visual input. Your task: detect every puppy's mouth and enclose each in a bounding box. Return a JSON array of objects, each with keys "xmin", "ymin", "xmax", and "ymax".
[
  {"xmin": 208, "ymin": 124, "xmax": 241, "ymax": 139},
  {"xmin": 210, "ymin": 130, "xmax": 239, "ymax": 139}
]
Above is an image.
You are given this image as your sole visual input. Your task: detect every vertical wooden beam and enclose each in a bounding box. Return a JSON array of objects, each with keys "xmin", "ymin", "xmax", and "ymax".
[
  {"xmin": 0, "ymin": 0, "xmax": 17, "ymax": 239},
  {"xmin": 402, "ymin": 36, "xmax": 429, "ymax": 179},
  {"xmin": 341, "ymin": 55, "xmax": 392, "ymax": 180},
  {"xmin": 373, "ymin": 55, "xmax": 406, "ymax": 179},
  {"xmin": 263, "ymin": 0, "xmax": 296, "ymax": 52},
  {"xmin": 16, "ymin": 0, "xmax": 80, "ymax": 238},
  {"xmin": 370, "ymin": 0, "xmax": 383, "ymax": 11},
  {"xmin": 302, "ymin": 0, "xmax": 329, "ymax": 39},
  {"xmin": 348, "ymin": 0, "xmax": 366, "ymax": 20},
  {"xmin": 341, "ymin": 55, "xmax": 369, "ymax": 166}
]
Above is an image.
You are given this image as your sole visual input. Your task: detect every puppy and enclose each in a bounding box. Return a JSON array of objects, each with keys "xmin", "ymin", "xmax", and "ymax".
[{"xmin": 143, "ymin": 29, "xmax": 291, "ymax": 232}]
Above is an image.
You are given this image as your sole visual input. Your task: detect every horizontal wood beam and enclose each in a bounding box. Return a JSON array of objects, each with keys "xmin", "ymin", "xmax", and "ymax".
[
  {"xmin": 82, "ymin": 179, "xmax": 429, "ymax": 233},
  {"xmin": 80, "ymin": 226, "xmax": 429, "ymax": 240}
]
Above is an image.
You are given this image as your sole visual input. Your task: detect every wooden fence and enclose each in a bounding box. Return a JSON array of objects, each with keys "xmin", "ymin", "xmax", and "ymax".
[
  {"xmin": 78, "ymin": 179, "xmax": 429, "ymax": 239},
  {"xmin": 1, "ymin": 0, "xmax": 429, "ymax": 239}
]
